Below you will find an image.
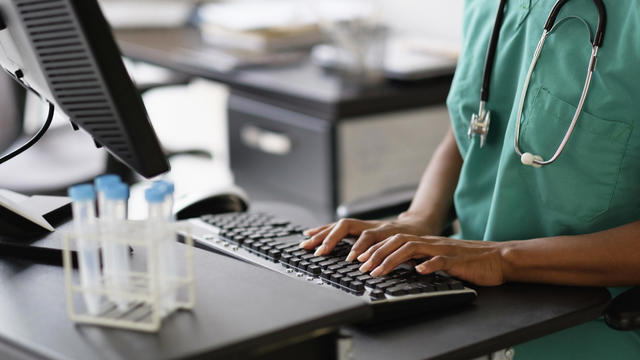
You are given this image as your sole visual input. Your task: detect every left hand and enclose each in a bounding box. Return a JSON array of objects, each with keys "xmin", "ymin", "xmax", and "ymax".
[{"xmin": 357, "ymin": 234, "xmax": 507, "ymax": 286}]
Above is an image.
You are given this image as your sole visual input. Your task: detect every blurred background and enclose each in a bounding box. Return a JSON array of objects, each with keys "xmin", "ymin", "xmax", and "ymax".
[{"xmin": 0, "ymin": 0, "xmax": 464, "ymax": 221}]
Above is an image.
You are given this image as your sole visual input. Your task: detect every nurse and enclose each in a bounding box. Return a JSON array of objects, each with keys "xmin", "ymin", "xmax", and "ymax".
[{"xmin": 300, "ymin": 0, "xmax": 640, "ymax": 358}]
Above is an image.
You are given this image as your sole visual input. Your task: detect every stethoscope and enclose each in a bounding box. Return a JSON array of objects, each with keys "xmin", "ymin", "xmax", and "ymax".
[{"xmin": 468, "ymin": 0, "xmax": 607, "ymax": 167}]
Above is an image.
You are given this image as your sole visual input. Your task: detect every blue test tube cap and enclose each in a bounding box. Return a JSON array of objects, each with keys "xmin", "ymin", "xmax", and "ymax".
[
  {"xmin": 68, "ymin": 184, "xmax": 95, "ymax": 201},
  {"xmin": 105, "ymin": 182, "xmax": 129, "ymax": 200},
  {"xmin": 94, "ymin": 174, "xmax": 121, "ymax": 191},
  {"xmin": 145, "ymin": 187, "xmax": 165, "ymax": 203},
  {"xmin": 153, "ymin": 180, "xmax": 175, "ymax": 195}
]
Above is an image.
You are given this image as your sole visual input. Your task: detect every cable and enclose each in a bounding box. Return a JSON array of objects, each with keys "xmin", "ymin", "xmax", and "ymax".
[{"xmin": 0, "ymin": 101, "xmax": 54, "ymax": 165}]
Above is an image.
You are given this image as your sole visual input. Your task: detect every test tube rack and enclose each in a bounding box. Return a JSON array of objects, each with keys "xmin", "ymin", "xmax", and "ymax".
[{"xmin": 62, "ymin": 220, "xmax": 195, "ymax": 332}]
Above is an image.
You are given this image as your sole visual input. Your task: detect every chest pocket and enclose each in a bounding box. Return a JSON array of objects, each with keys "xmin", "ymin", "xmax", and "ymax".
[{"xmin": 518, "ymin": 87, "xmax": 632, "ymax": 221}]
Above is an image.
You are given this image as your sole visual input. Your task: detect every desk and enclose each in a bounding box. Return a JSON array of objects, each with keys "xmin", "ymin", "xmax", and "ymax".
[
  {"xmin": 0, "ymin": 217, "xmax": 368, "ymax": 359},
  {"xmin": 0, "ymin": 202, "xmax": 611, "ymax": 359},
  {"xmin": 116, "ymin": 28, "xmax": 453, "ymax": 220}
]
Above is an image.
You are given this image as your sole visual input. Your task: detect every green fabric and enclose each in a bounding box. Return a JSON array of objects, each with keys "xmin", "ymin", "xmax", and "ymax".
[{"xmin": 446, "ymin": 0, "xmax": 640, "ymax": 358}]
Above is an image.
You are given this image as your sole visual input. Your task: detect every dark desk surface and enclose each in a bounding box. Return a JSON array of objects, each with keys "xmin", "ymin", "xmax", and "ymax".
[
  {"xmin": 0, "ymin": 219, "xmax": 368, "ymax": 360},
  {"xmin": 258, "ymin": 202, "xmax": 613, "ymax": 359},
  {"xmin": 349, "ymin": 283, "xmax": 610, "ymax": 359},
  {"xmin": 0, "ymin": 202, "xmax": 612, "ymax": 359},
  {"xmin": 115, "ymin": 28, "xmax": 452, "ymax": 120}
]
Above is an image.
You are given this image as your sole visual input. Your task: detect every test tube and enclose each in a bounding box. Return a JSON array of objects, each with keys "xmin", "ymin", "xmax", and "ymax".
[
  {"xmin": 94, "ymin": 174, "xmax": 122, "ymax": 301},
  {"xmin": 153, "ymin": 180, "xmax": 175, "ymax": 220},
  {"xmin": 145, "ymin": 187, "xmax": 169, "ymax": 315},
  {"xmin": 94, "ymin": 174, "xmax": 121, "ymax": 215},
  {"xmin": 68, "ymin": 184, "xmax": 101, "ymax": 315},
  {"xmin": 153, "ymin": 181, "xmax": 178, "ymax": 311},
  {"xmin": 104, "ymin": 182, "xmax": 130, "ymax": 310}
]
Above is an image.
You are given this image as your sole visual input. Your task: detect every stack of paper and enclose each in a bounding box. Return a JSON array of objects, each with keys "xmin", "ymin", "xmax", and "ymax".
[
  {"xmin": 99, "ymin": 0, "xmax": 195, "ymax": 29},
  {"xmin": 197, "ymin": 0, "xmax": 372, "ymax": 53},
  {"xmin": 197, "ymin": 1, "xmax": 324, "ymax": 53}
]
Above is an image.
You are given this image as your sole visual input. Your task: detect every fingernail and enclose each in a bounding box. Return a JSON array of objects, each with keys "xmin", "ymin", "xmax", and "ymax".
[
  {"xmin": 299, "ymin": 240, "xmax": 309, "ymax": 248},
  {"xmin": 357, "ymin": 253, "xmax": 368, "ymax": 262},
  {"xmin": 303, "ymin": 230, "xmax": 312, "ymax": 236},
  {"xmin": 370, "ymin": 267, "xmax": 383, "ymax": 277},
  {"xmin": 359, "ymin": 262, "xmax": 372, "ymax": 272},
  {"xmin": 314, "ymin": 245, "xmax": 326, "ymax": 256},
  {"xmin": 415, "ymin": 265, "xmax": 426, "ymax": 273},
  {"xmin": 346, "ymin": 251, "xmax": 356, "ymax": 262}
]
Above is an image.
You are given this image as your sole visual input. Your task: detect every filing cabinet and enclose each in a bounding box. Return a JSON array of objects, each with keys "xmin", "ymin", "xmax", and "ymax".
[{"xmin": 228, "ymin": 74, "xmax": 453, "ymax": 220}]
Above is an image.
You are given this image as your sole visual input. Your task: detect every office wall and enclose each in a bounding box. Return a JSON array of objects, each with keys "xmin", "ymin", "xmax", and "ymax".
[{"xmin": 379, "ymin": 0, "xmax": 464, "ymax": 43}]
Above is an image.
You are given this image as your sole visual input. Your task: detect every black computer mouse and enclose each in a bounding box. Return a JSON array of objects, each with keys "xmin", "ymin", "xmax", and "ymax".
[{"xmin": 173, "ymin": 185, "xmax": 249, "ymax": 220}]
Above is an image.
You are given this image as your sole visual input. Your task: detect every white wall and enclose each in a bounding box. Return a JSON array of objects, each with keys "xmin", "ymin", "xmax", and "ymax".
[{"xmin": 379, "ymin": 0, "xmax": 464, "ymax": 43}]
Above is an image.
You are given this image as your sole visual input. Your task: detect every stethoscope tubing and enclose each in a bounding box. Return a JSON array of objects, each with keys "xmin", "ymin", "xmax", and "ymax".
[
  {"xmin": 514, "ymin": 30, "xmax": 599, "ymax": 166},
  {"xmin": 471, "ymin": 0, "xmax": 607, "ymax": 167}
]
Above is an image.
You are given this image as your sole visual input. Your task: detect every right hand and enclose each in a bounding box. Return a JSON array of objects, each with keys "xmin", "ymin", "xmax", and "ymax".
[{"xmin": 299, "ymin": 214, "xmax": 439, "ymax": 262}]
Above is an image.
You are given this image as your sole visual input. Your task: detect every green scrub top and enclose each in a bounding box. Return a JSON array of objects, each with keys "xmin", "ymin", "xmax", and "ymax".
[{"xmin": 446, "ymin": 0, "xmax": 640, "ymax": 358}]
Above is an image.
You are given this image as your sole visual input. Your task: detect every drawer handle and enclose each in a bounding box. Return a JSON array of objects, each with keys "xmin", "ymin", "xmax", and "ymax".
[{"xmin": 240, "ymin": 125, "xmax": 292, "ymax": 156}]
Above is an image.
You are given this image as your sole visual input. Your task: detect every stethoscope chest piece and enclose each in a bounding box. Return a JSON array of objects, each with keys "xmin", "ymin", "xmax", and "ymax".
[{"xmin": 468, "ymin": 101, "xmax": 491, "ymax": 148}]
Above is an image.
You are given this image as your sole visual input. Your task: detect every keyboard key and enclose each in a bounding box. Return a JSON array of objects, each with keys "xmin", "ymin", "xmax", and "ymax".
[
  {"xmin": 448, "ymin": 280, "xmax": 464, "ymax": 290},
  {"xmin": 340, "ymin": 276, "xmax": 354, "ymax": 287},
  {"xmin": 330, "ymin": 273, "xmax": 344, "ymax": 283},
  {"xmin": 309, "ymin": 257, "xmax": 326, "ymax": 264},
  {"xmin": 386, "ymin": 285, "xmax": 409, "ymax": 296},
  {"xmin": 349, "ymin": 281, "xmax": 365, "ymax": 293},
  {"xmin": 280, "ymin": 253, "xmax": 293, "ymax": 264},
  {"xmin": 377, "ymin": 280, "xmax": 401, "ymax": 290},
  {"xmin": 417, "ymin": 284, "xmax": 436, "ymax": 293},
  {"xmin": 320, "ymin": 269, "xmax": 334, "ymax": 280},
  {"xmin": 365, "ymin": 278, "xmax": 386, "ymax": 287},
  {"xmin": 275, "ymin": 243, "xmax": 294, "ymax": 251},
  {"xmin": 268, "ymin": 249, "xmax": 281, "ymax": 260},
  {"xmin": 405, "ymin": 284, "xmax": 423, "ymax": 294},
  {"xmin": 328, "ymin": 264, "xmax": 344, "ymax": 271},
  {"xmin": 307, "ymin": 265, "xmax": 321, "ymax": 276},
  {"xmin": 369, "ymin": 289, "xmax": 385, "ymax": 300},
  {"xmin": 297, "ymin": 261, "xmax": 311, "ymax": 271},
  {"xmin": 434, "ymin": 282, "xmax": 449, "ymax": 291},
  {"xmin": 319, "ymin": 259, "xmax": 341, "ymax": 267},
  {"xmin": 290, "ymin": 257, "xmax": 302, "ymax": 267},
  {"xmin": 337, "ymin": 267, "xmax": 357, "ymax": 275},
  {"xmin": 269, "ymin": 219, "xmax": 290, "ymax": 226}
]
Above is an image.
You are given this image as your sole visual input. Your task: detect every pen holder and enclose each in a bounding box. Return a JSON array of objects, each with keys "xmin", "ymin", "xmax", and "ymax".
[{"xmin": 62, "ymin": 220, "xmax": 195, "ymax": 332}]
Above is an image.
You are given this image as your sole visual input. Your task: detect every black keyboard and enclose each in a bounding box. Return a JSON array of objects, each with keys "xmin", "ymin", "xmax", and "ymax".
[{"xmin": 186, "ymin": 212, "xmax": 477, "ymax": 322}]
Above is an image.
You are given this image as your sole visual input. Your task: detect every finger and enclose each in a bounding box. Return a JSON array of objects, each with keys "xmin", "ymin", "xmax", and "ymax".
[
  {"xmin": 299, "ymin": 226, "xmax": 333, "ymax": 250},
  {"xmin": 370, "ymin": 241, "xmax": 431, "ymax": 277},
  {"xmin": 415, "ymin": 256, "xmax": 449, "ymax": 275},
  {"xmin": 354, "ymin": 239, "xmax": 386, "ymax": 263},
  {"xmin": 315, "ymin": 219, "xmax": 370, "ymax": 256},
  {"xmin": 346, "ymin": 225, "xmax": 395, "ymax": 262},
  {"xmin": 359, "ymin": 235, "xmax": 411, "ymax": 273},
  {"xmin": 303, "ymin": 224, "xmax": 331, "ymax": 237}
]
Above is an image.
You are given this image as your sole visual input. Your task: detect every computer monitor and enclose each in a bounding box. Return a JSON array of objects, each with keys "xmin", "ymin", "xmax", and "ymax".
[
  {"xmin": 0, "ymin": 0, "xmax": 169, "ymax": 178},
  {"xmin": 0, "ymin": 0, "xmax": 169, "ymax": 240}
]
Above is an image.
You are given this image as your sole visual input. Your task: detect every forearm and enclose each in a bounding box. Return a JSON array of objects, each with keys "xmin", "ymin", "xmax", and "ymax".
[
  {"xmin": 500, "ymin": 221, "xmax": 640, "ymax": 286},
  {"xmin": 400, "ymin": 127, "xmax": 462, "ymax": 233}
]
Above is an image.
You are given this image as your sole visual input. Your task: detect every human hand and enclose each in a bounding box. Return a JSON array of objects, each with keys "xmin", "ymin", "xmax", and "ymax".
[
  {"xmin": 357, "ymin": 234, "xmax": 507, "ymax": 286},
  {"xmin": 299, "ymin": 213, "xmax": 439, "ymax": 261}
]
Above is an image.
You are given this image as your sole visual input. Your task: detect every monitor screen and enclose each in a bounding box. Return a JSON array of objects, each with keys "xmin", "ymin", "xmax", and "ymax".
[{"xmin": 0, "ymin": 0, "xmax": 169, "ymax": 178}]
